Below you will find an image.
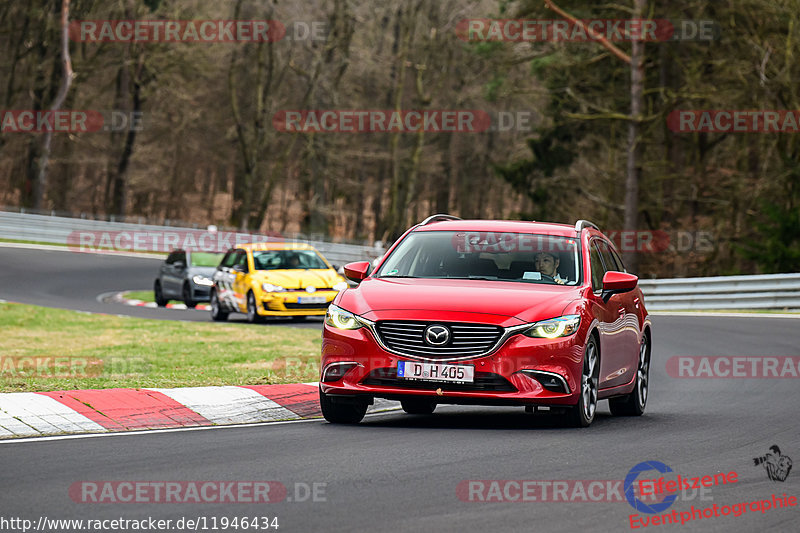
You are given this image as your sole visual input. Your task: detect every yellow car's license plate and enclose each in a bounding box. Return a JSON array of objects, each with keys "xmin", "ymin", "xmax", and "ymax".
[{"xmin": 297, "ymin": 296, "xmax": 326, "ymax": 304}]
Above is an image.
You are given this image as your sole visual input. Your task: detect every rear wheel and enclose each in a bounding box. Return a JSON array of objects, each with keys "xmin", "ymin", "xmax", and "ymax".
[
  {"xmin": 247, "ymin": 292, "xmax": 264, "ymax": 323},
  {"xmin": 210, "ymin": 291, "xmax": 228, "ymax": 322},
  {"xmin": 609, "ymin": 330, "xmax": 650, "ymax": 416},
  {"xmin": 401, "ymin": 398, "xmax": 436, "ymax": 415},
  {"xmin": 182, "ymin": 283, "xmax": 196, "ymax": 308},
  {"xmin": 319, "ymin": 388, "xmax": 367, "ymax": 424},
  {"xmin": 154, "ymin": 281, "xmax": 168, "ymax": 307},
  {"xmin": 567, "ymin": 335, "xmax": 599, "ymax": 428}
]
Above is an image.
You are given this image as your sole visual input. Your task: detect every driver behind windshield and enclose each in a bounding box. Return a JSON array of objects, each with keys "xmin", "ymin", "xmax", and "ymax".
[
  {"xmin": 534, "ymin": 251, "xmax": 566, "ymax": 284},
  {"xmin": 284, "ymin": 253, "xmax": 301, "ymax": 269}
]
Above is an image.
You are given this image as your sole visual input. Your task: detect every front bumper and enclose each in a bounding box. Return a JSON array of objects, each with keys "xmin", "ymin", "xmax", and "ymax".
[
  {"xmin": 257, "ymin": 290, "xmax": 338, "ymax": 316},
  {"xmin": 320, "ymin": 323, "xmax": 586, "ymax": 406},
  {"xmin": 190, "ymin": 285, "xmax": 212, "ymax": 301}
]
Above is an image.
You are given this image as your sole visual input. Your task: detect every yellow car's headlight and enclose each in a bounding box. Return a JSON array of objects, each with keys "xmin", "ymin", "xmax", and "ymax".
[
  {"xmin": 332, "ymin": 281, "xmax": 348, "ymax": 291},
  {"xmin": 262, "ymin": 283, "xmax": 287, "ymax": 292},
  {"xmin": 325, "ymin": 304, "xmax": 366, "ymax": 330},
  {"xmin": 523, "ymin": 315, "xmax": 581, "ymax": 338}
]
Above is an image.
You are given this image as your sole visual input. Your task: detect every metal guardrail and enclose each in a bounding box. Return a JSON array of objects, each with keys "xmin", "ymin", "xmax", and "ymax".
[
  {"xmin": 0, "ymin": 210, "xmax": 385, "ymax": 266},
  {"xmin": 639, "ymin": 273, "xmax": 800, "ymax": 310},
  {"xmin": 2, "ymin": 210, "xmax": 798, "ymax": 310}
]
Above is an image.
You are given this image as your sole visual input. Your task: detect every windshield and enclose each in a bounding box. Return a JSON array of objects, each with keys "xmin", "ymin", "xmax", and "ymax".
[
  {"xmin": 376, "ymin": 231, "xmax": 581, "ymax": 285},
  {"xmin": 189, "ymin": 252, "xmax": 224, "ymax": 267},
  {"xmin": 252, "ymin": 250, "xmax": 329, "ymax": 270}
]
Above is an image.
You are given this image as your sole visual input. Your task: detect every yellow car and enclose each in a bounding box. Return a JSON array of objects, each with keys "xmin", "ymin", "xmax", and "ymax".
[{"xmin": 209, "ymin": 242, "xmax": 349, "ymax": 322}]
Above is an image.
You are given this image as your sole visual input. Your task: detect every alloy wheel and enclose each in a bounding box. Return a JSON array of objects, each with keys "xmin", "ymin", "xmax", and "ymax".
[{"xmin": 582, "ymin": 340, "xmax": 599, "ymax": 421}]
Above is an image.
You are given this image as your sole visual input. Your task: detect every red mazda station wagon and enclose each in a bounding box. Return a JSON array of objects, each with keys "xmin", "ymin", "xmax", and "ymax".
[{"xmin": 320, "ymin": 215, "xmax": 651, "ymax": 427}]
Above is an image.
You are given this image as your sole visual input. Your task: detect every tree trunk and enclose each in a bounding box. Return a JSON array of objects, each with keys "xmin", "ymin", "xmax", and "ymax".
[
  {"xmin": 33, "ymin": 0, "xmax": 73, "ymax": 211},
  {"xmin": 623, "ymin": 0, "xmax": 646, "ymax": 273}
]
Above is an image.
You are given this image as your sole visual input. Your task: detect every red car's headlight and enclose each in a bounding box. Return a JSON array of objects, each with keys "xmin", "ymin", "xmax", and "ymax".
[
  {"xmin": 523, "ymin": 315, "xmax": 581, "ymax": 338},
  {"xmin": 325, "ymin": 304, "xmax": 366, "ymax": 330}
]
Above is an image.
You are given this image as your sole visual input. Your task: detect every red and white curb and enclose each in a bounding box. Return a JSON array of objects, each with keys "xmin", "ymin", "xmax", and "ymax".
[
  {"xmin": 125, "ymin": 299, "xmax": 210, "ymax": 311},
  {"xmin": 107, "ymin": 291, "xmax": 210, "ymax": 311},
  {"xmin": 0, "ymin": 383, "xmax": 398, "ymax": 439}
]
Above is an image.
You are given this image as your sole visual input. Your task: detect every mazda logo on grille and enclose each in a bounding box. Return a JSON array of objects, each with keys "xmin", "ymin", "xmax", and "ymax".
[{"xmin": 424, "ymin": 325, "xmax": 451, "ymax": 346}]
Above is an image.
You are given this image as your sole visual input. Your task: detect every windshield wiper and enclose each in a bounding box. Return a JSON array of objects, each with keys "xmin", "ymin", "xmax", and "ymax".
[{"xmin": 379, "ymin": 275, "xmax": 420, "ymax": 279}]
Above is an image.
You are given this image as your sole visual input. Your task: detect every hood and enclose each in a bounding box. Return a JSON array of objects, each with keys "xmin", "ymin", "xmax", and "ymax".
[
  {"xmin": 250, "ymin": 268, "xmax": 344, "ymax": 290},
  {"xmin": 187, "ymin": 266, "xmax": 217, "ymax": 277},
  {"xmin": 338, "ymin": 278, "xmax": 581, "ymax": 324}
]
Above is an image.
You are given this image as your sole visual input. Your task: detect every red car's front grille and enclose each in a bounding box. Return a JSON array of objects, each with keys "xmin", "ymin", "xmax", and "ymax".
[
  {"xmin": 361, "ymin": 367, "xmax": 516, "ymax": 392},
  {"xmin": 374, "ymin": 321, "xmax": 504, "ymax": 359}
]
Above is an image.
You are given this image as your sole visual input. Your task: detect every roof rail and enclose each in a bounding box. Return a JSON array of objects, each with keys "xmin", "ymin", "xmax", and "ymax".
[
  {"xmin": 420, "ymin": 214, "xmax": 462, "ymax": 225},
  {"xmin": 574, "ymin": 219, "xmax": 599, "ymax": 232}
]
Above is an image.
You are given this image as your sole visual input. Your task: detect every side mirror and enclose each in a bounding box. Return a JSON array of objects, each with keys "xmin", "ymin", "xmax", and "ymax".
[
  {"xmin": 601, "ymin": 271, "xmax": 638, "ymax": 303},
  {"xmin": 343, "ymin": 261, "xmax": 371, "ymax": 283}
]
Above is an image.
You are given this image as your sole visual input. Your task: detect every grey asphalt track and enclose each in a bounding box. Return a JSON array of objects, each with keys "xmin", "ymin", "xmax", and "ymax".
[
  {"xmin": 1, "ymin": 245, "xmax": 799, "ymax": 532},
  {"xmin": 0, "ymin": 245, "xmax": 322, "ymax": 328}
]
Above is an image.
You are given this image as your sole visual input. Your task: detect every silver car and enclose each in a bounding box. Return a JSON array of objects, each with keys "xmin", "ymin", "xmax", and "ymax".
[{"xmin": 154, "ymin": 249, "xmax": 224, "ymax": 307}]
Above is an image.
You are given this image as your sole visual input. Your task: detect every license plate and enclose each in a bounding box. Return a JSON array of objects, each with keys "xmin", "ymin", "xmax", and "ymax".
[
  {"xmin": 297, "ymin": 296, "xmax": 326, "ymax": 304},
  {"xmin": 397, "ymin": 361, "xmax": 474, "ymax": 383}
]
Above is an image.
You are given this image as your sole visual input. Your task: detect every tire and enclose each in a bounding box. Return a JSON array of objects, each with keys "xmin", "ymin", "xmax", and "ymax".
[
  {"xmin": 609, "ymin": 330, "xmax": 650, "ymax": 417},
  {"xmin": 567, "ymin": 335, "xmax": 600, "ymax": 428},
  {"xmin": 182, "ymin": 283, "xmax": 197, "ymax": 308},
  {"xmin": 290, "ymin": 315, "xmax": 307, "ymax": 322},
  {"xmin": 247, "ymin": 292, "xmax": 264, "ymax": 323},
  {"xmin": 401, "ymin": 398, "xmax": 436, "ymax": 415},
  {"xmin": 210, "ymin": 290, "xmax": 228, "ymax": 322},
  {"xmin": 154, "ymin": 281, "xmax": 168, "ymax": 307},
  {"xmin": 319, "ymin": 387, "xmax": 367, "ymax": 424}
]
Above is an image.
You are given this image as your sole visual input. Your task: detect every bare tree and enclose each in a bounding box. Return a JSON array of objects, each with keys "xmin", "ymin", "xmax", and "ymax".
[
  {"xmin": 544, "ymin": 0, "xmax": 645, "ymax": 272},
  {"xmin": 32, "ymin": 0, "xmax": 73, "ymax": 210}
]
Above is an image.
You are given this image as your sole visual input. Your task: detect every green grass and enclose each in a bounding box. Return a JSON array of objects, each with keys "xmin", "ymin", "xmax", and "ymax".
[
  {"xmin": 123, "ymin": 290, "xmax": 191, "ymax": 306},
  {"xmin": 124, "ymin": 290, "xmax": 157, "ymax": 303},
  {"xmin": 0, "ymin": 302, "xmax": 322, "ymax": 392},
  {"xmin": 0, "ymin": 238, "xmax": 164, "ymax": 256},
  {"xmin": 0, "ymin": 238, "xmax": 73, "ymax": 247}
]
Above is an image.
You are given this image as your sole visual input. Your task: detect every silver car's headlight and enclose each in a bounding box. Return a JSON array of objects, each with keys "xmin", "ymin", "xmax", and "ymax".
[
  {"xmin": 262, "ymin": 283, "xmax": 287, "ymax": 292},
  {"xmin": 332, "ymin": 281, "xmax": 348, "ymax": 291},
  {"xmin": 325, "ymin": 304, "xmax": 366, "ymax": 330},
  {"xmin": 192, "ymin": 275, "xmax": 214, "ymax": 286},
  {"xmin": 523, "ymin": 315, "xmax": 581, "ymax": 338}
]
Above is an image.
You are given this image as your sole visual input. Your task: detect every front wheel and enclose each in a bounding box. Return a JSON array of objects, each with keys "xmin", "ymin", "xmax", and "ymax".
[
  {"xmin": 567, "ymin": 335, "xmax": 599, "ymax": 428},
  {"xmin": 210, "ymin": 291, "xmax": 228, "ymax": 322},
  {"xmin": 609, "ymin": 330, "xmax": 650, "ymax": 416},
  {"xmin": 247, "ymin": 292, "xmax": 264, "ymax": 323},
  {"xmin": 154, "ymin": 281, "xmax": 168, "ymax": 307},
  {"xmin": 319, "ymin": 388, "xmax": 367, "ymax": 424},
  {"xmin": 182, "ymin": 283, "xmax": 197, "ymax": 308}
]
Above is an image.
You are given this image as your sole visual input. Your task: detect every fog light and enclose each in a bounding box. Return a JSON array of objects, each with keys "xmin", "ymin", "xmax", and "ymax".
[
  {"xmin": 518, "ymin": 370, "xmax": 570, "ymax": 393},
  {"xmin": 322, "ymin": 362, "xmax": 360, "ymax": 383}
]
